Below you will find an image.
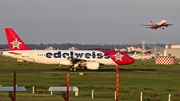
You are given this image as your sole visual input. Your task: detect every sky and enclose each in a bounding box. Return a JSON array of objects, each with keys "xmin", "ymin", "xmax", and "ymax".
[{"xmin": 0, "ymin": 0, "xmax": 180, "ymax": 44}]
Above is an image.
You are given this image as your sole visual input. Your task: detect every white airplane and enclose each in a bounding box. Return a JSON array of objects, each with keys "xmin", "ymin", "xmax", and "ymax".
[
  {"xmin": 3, "ymin": 28, "xmax": 135, "ymax": 71},
  {"xmin": 141, "ymin": 19, "xmax": 174, "ymax": 29},
  {"xmin": 130, "ymin": 52, "xmax": 153, "ymax": 60}
]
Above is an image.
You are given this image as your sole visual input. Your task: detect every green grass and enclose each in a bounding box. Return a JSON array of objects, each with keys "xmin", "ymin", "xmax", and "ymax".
[{"xmin": 0, "ymin": 57, "xmax": 180, "ymax": 101}]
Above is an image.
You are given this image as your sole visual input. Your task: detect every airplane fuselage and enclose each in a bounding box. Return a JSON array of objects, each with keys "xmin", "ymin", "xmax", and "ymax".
[{"xmin": 3, "ymin": 50, "xmax": 134, "ymax": 66}]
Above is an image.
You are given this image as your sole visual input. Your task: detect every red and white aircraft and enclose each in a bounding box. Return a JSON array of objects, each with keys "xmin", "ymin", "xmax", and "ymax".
[
  {"xmin": 3, "ymin": 28, "xmax": 135, "ymax": 71},
  {"xmin": 141, "ymin": 19, "xmax": 174, "ymax": 29}
]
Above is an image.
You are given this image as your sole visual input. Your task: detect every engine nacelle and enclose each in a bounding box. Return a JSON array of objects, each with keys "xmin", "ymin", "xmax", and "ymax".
[
  {"xmin": 60, "ymin": 60, "xmax": 71, "ymax": 66},
  {"xmin": 85, "ymin": 62, "xmax": 99, "ymax": 70}
]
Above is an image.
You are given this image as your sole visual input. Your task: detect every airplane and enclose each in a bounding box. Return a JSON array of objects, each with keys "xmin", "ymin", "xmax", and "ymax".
[
  {"xmin": 3, "ymin": 28, "xmax": 135, "ymax": 71},
  {"xmin": 130, "ymin": 52, "xmax": 153, "ymax": 60},
  {"xmin": 141, "ymin": 19, "xmax": 174, "ymax": 29}
]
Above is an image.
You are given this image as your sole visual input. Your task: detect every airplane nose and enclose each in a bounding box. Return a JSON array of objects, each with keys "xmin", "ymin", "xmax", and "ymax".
[{"xmin": 129, "ymin": 57, "xmax": 135, "ymax": 64}]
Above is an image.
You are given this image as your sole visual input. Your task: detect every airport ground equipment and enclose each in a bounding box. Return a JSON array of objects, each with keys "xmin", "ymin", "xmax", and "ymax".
[
  {"xmin": 48, "ymin": 86, "xmax": 79, "ymax": 100},
  {"xmin": 0, "ymin": 86, "xmax": 26, "ymax": 101},
  {"xmin": 0, "ymin": 71, "xmax": 26, "ymax": 101},
  {"xmin": 156, "ymin": 56, "xmax": 175, "ymax": 65},
  {"xmin": 48, "ymin": 72, "xmax": 78, "ymax": 101}
]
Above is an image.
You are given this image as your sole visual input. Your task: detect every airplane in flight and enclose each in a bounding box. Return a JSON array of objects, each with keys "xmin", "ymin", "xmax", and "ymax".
[
  {"xmin": 141, "ymin": 19, "xmax": 174, "ymax": 29},
  {"xmin": 3, "ymin": 28, "xmax": 135, "ymax": 71}
]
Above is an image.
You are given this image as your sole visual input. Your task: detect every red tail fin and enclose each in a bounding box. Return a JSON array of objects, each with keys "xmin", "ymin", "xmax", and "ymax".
[
  {"xmin": 5, "ymin": 28, "xmax": 30, "ymax": 50},
  {"xmin": 150, "ymin": 20, "xmax": 155, "ymax": 25}
]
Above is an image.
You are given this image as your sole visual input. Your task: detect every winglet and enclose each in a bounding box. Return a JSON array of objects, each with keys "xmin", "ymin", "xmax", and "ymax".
[{"xmin": 5, "ymin": 28, "xmax": 30, "ymax": 50}]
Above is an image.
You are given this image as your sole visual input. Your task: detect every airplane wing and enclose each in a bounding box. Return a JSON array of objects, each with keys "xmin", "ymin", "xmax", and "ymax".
[
  {"xmin": 8, "ymin": 52, "xmax": 22, "ymax": 55},
  {"xmin": 61, "ymin": 56, "xmax": 99, "ymax": 71},
  {"xmin": 140, "ymin": 24, "xmax": 152, "ymax": 26},
  {"xmin": 166, "ymin": 24, "xmax": 174, "ymax": 26},
  {"xmin": 67, "ymin": 56, "xmax": 87, "ymax": 64},
  {"xmin": 2, "ymin": 51, "xmax": 22, "ymax": 58},
  {"xmin": 67, "ymin": 56, "xmax": 97, "ymax": 65},
  {"xmin": 146, "ymin": 27, "xmax": 153, "ymax": 28}
]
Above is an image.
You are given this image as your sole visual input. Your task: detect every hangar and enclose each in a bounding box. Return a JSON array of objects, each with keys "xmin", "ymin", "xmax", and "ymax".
[{"xmin": 164, "ymin": 44, "xmax": 180, "ymax": 59}]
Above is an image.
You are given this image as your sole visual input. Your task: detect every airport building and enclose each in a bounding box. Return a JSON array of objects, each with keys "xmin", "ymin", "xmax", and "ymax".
[
  {"xmin": 164, "ymin": 44, "xmax": 180, "ymax": 59},
  {"xmin": 150, "ymin": 46, "xmax": 165, "ymax": 56}
]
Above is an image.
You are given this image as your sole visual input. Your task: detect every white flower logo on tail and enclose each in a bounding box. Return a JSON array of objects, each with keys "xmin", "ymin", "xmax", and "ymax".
[
  {"xmin": 113, "ymin": 52, "xmax": 123, "ymax": 61},
  {"xmin": 10, "ymin": 38, "xmax": 22, "ymax": 49}
]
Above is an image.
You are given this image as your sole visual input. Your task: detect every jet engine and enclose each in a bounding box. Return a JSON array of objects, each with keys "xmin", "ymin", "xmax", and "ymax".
[
  {"xmin": 60, "ymin": 60, "xmax": 71, "ymax": 66},
  {"xmin": 80, "ymin": 62, "xmax": 99, "ymax": 70}
]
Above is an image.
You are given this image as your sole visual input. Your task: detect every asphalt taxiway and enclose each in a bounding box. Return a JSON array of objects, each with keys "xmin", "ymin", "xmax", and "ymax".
[{"xmin": 0, "ymin": 68, "xmax": 180, "ymax": 74}]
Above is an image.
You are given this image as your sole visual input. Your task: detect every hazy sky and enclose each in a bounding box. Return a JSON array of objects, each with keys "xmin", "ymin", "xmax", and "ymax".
[{"xmin": 0, "ymin": 0, "xmax": 179, "ymax": 44}]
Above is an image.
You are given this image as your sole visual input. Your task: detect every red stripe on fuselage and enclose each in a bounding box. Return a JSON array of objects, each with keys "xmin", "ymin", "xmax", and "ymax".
[{"xmin": 100, "ymin": 50, "xmax": 135, "ymax": 65}]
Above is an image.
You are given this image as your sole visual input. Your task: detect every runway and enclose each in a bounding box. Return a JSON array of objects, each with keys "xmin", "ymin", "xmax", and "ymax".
[{"xmin": 0, "ymin": 68, "xmax": 180, "ymax": 73}]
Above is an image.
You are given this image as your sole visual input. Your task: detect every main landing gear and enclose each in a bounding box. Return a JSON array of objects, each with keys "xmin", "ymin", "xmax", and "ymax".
[{"xmin": 68, "ymin": 66, "xmax": 77, "ymax": 72}]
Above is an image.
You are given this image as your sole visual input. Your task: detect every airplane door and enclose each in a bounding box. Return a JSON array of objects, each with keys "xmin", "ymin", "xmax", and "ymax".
[{"xmin": 29, "ymin": 52, "xmax": 34, "ymax": 61}]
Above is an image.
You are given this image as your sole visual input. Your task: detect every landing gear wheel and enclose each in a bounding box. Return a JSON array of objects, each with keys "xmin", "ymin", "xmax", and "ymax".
[
  {"xmin": 68, "ymin": 67, "xmax": 73, "ymax": 71},
  {"xmin": 73, "ymin": 68, "xmax": 77, "ymax": 72}
]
